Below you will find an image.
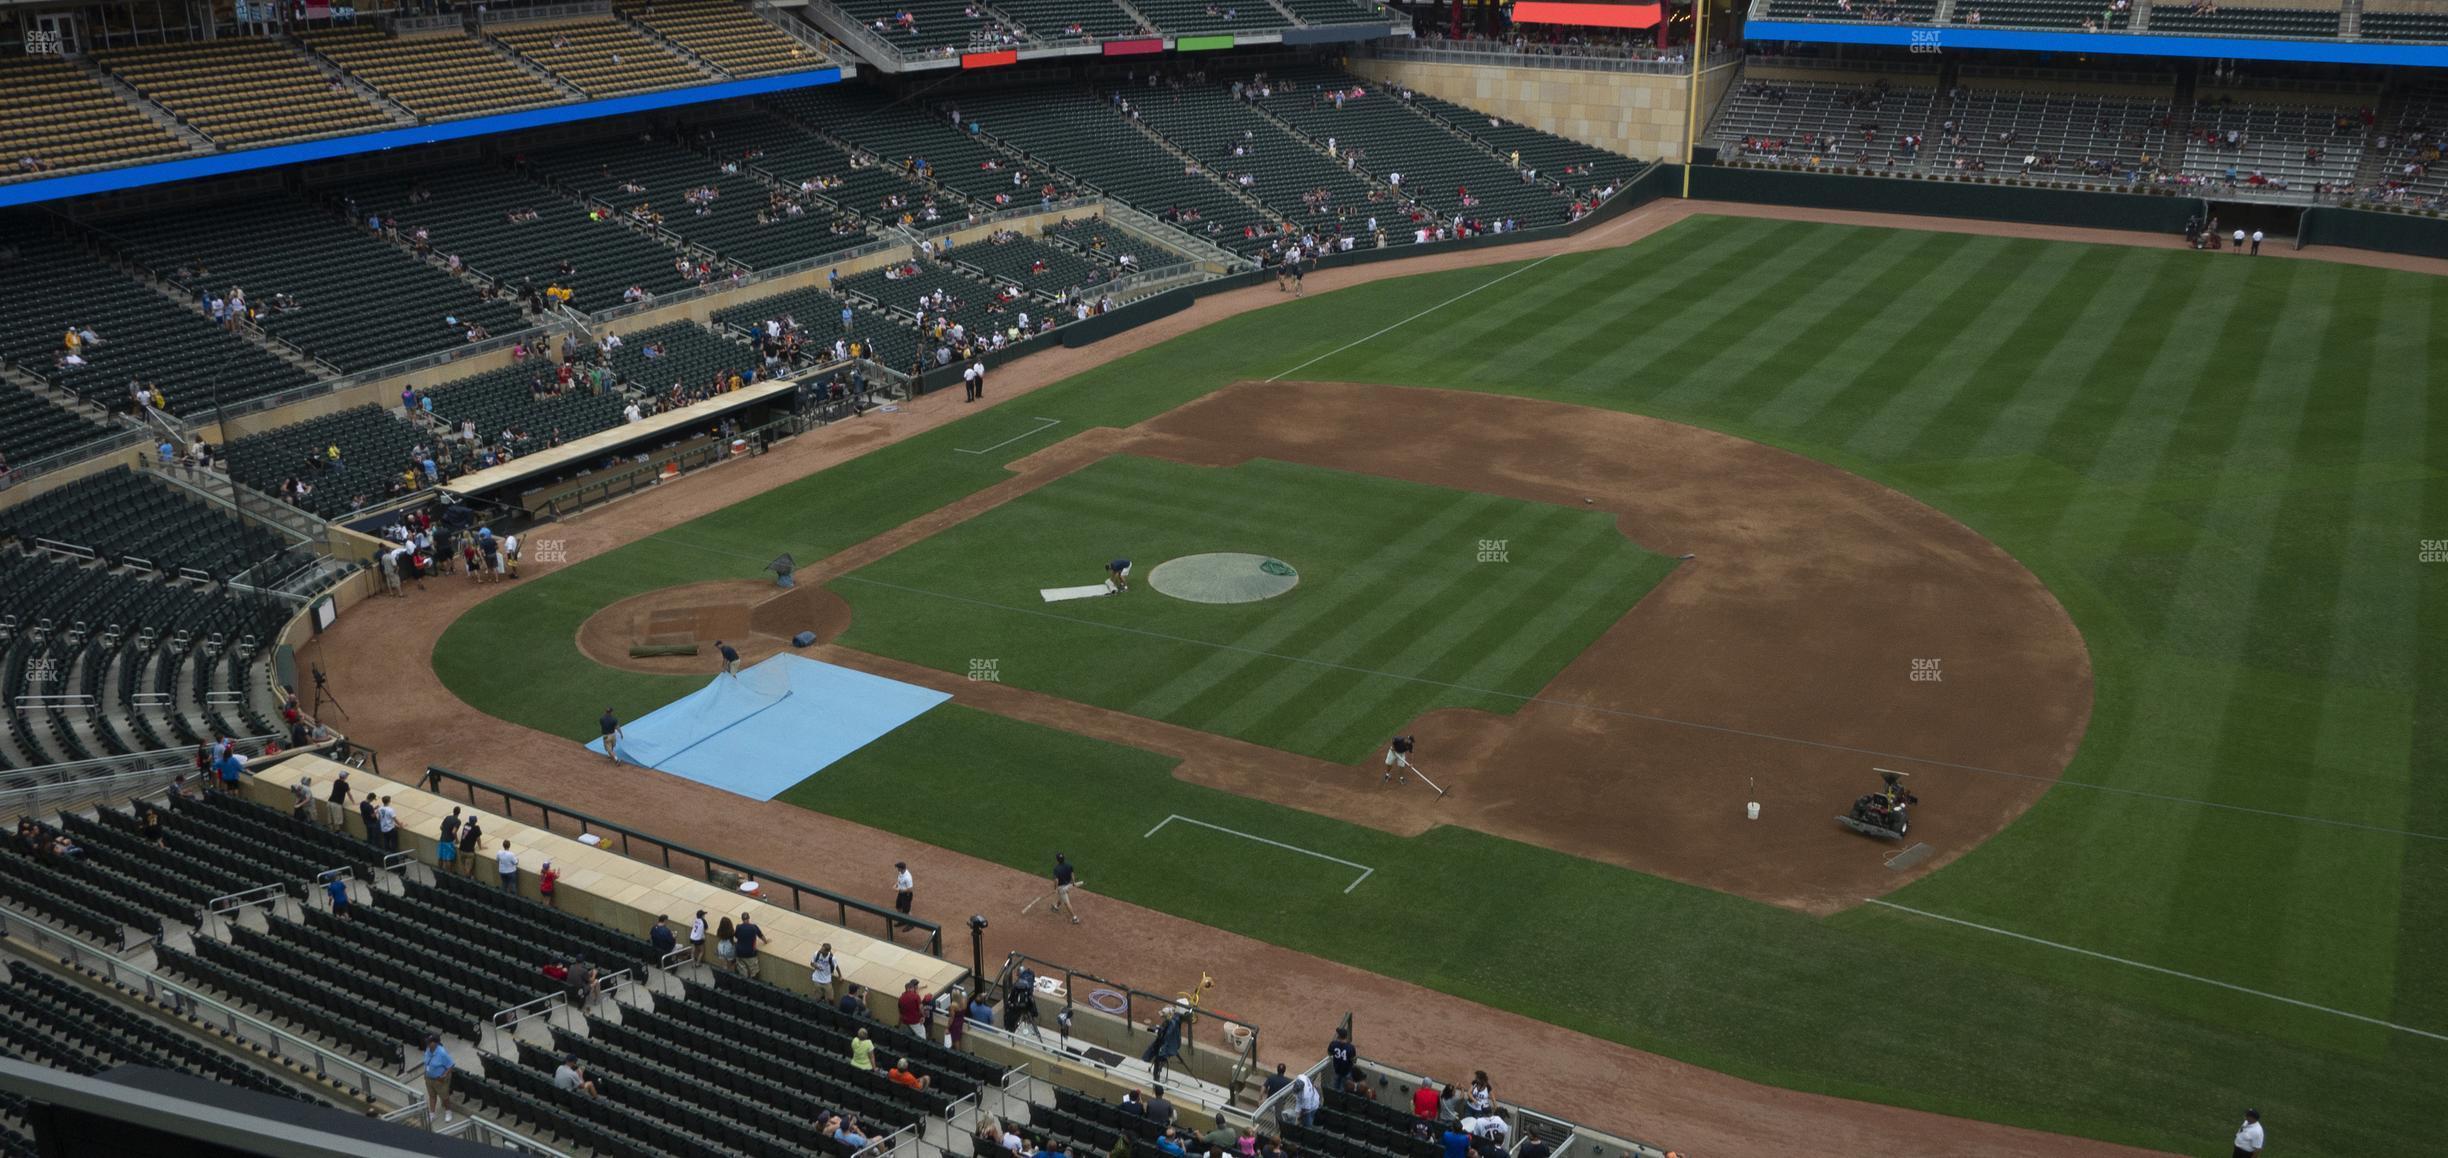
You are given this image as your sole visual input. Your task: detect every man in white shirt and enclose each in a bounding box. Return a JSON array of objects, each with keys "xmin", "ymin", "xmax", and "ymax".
[
  {"xmin": 2231, "ymin": 1109, "xmax": 2263, "ymax": 1157},
  {"xmin": 496, "ymin": 841, "xmax": 521, "ymax": 894},
  {"xmin": 892, "ymin": 862, "xmax": 915, "ymax": 937},
  {"xmin": 376, "ymin": 797, "xmax": 399, "ymax": 853}
]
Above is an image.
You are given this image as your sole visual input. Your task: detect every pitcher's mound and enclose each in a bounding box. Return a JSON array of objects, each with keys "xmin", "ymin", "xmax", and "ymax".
[
  {"xmin": 578, "ymin": 579, "xmax": 852, "ymax": 674},
  {"xmin": 1148, "ymin": 553, "xmax": 1300, "ymax": 604}
]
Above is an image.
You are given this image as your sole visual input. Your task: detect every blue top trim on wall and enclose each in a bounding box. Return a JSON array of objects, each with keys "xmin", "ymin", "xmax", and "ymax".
[
  {"xmin": 0, "ymin": 66, "xmax": 844, "ymax": 210},
  {"xmin": 1743, "ymin": 21, "xmax": 2448, "ymax": 66}
]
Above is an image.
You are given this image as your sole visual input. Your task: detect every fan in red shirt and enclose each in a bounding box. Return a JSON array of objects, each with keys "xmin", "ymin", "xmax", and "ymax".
[
  {"xmin": 1412, "ymin": 1083, "xmax": 1442, "ymax": 1119},
  {"xmin": 898, "ymin": 979, "xmax": 931, "ymax": 1035}
]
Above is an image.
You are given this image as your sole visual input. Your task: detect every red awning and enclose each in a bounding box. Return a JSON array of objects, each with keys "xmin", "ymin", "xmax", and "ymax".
[
  {"xmin": 961, "ymin": 49, "xmax": 1019, "ymax": 69},
  {"xmin": 1102, "ymin": 37, "xmax": 1166, "ymax": 55},
  {"xmin": 1510, "ymin": 1, "xmax": 1664, "ymax": 28}
]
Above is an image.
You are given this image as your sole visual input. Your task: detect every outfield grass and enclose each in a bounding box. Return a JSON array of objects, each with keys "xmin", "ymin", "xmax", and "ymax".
[
  {"xmin": 437, "ymin": 216, "xmax": 2448, "ymax": 1154},
  {"xmin": 832, "ymin": 456, "xmax": 1678, "ymax": 761}
]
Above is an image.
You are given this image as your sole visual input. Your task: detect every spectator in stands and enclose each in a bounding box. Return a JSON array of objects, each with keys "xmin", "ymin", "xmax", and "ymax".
[
  {"xmin": 1293, "ymin": 1072, "xmax": 1321, "ymax": 1127},
  {"xmin": 651, "ymin": 915, "xmax": 677, "ymax": 961},
  {"xmin": 571, "ymin": 958, "xmax": 602, "ymax": 1009},
  {"xmin": 1202, "ymin": 1113, "xmax": 1239, "ymax": 1152},
  {"xmin": 540, "ymin": 861, "xmax": 560, "ymax": 908},
  {"xmin": 1153, "ymin": 1129, "xmax": 1187, "ymax": 1158},
  {"xmin": 376, "ymin": 796, "xmax": 400, "ymax": 853},
  {"xmin": 690, "ymin": 909, "xmax": 709, "ymax": 964},
  {"xmin": 850, "ymin": 1026, "xmax": 877, "ymax": 1071},
  {"xmin": 947, "ymin": 991, "xmax": 969, "ymax": 1050},
  {"xmin": 554, "ymin": 1055, "xmax": 600, "ymax": 1098},
  {"xmin": 841, "ymin": 983, "xmax": 871, "ymax": 1019},
  {"xmin": 1263, "ymin": 1062, "xmax": 1291, "ymax": 1106},
  {"xmin": 899, "ymin": 979, "xmax": 932, "ymax": 1037},
  {"xmin": 966, "ymin": 989, "xmax": 994, "ymax": 1031},
  {"xmin": 421, "ymin": 1033, "xmax": 456, "ymax": 1124},
  {"xmin": 734, "ymin": 910, "xmax": 768, "ymax": 977},
  {"xmin": 888, "ymin": 1057, "xmax": 930, "ymax": 1092},
  {"xmin": 436, "ymin": 823, "xmax": 456, "ymax": 875},
  {"xmin": 811, "ymin": 942, "xmax": 841, "ymax": 1003},
  {"xmin": 496, "ymin": 839, "xmax": 520, "ymax": 895},
  {"xmin": 358, "ymin": 795, "xmax": 379, "ymax": 843},
  {"xmin": 1440, "ymin": 1120, "xmax": 1474, "ymax": 1158},
  {"xmin": 1147, "ymin": 1087, "xmax": 1178, "ymax": 1130},
  {"xmin": 542, "ymin": 957, "xmax": 570, "ymax": 986},
  {"xmin": 1412, "ymin": 1080, "xmax": 1441, "ymax": 1120},
  {"xmin": 323, "ymin": 872, "xmax": 351, "ymax": 919},
  {"xmin": 138, "ymin": 807, "xmax": 164, "ymax": 848},
  {"xmin": 715, "ymin": 915, "xmax": 738, "ymax": 972},
  {"xmin": 458, "ymin": 816, "xmax": 483, "ymax": 877},
  {"xmin": 290, "ymin": 776, "xmax": 314, "ymax": 824},
  {"xmin": 830, "ymin": 1116, "xmax": 872, "ymax": 1150},
  {"xmin": 1465, "ymin": 1072, "xmax": 1493, "ymax": 1117},
  {"xmin": 323, "ymin": 769, "xmax": 352, "ymax": 831}
]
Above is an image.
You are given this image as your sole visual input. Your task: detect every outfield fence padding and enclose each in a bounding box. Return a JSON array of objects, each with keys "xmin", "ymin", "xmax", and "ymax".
[
  {"xmin": 2299, "ymin": 205, "xmax": 2448, "ymax": 261},
  {"xmin": 1689, "ymin": 165, "xmax": 2201, "ymax": 233}
]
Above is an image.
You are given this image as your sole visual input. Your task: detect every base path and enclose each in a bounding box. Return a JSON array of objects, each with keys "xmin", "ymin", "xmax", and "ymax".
[{"xmin": 316, "ymin": 195, "xmax": 2175, "ymax": 1158}]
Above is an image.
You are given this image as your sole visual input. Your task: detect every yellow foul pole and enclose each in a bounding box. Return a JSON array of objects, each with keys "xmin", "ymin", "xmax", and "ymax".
[{"xmin": 1682, "ymin": 0, "xmax": 1708, "ymax": 198}]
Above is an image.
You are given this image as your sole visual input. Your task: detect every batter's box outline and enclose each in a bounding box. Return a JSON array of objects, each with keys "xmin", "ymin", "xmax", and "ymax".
[
  {"xmin": 1142, "ymin": 814, "xmax": 1375, "ymax": 894},
  {"xmin": 954, "ymin": 417, "xmax": 1062, "ymax": 455}
]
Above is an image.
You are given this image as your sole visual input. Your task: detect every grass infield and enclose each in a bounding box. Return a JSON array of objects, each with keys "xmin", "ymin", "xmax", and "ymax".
[
  {"xmin": 437, "ymin": 216, "xmax": 2448, "ymax": 1155},
  {"xmin": 832, "ymin": 455, "xmax": 1679, "ymax": 762}
]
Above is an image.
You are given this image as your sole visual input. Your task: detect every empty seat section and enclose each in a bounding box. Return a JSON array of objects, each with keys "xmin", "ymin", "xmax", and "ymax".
[
  {"xmin": 617, "ymin": 0, "xmax": 830, "ymax": 76},
  {"xmin": 0, "ymin": 57, "xmax": 189, "ymax": 179},
  {"xmin": 304, "ymin": 27, "xmax": 566, "ymax": 121},
  {"xmin": 336, "ymin": 168, "xmax": 697, "ymax": 313},
  {"xmin": 0, "ymin": 226, "xmax": 316, "ymax": 418},
  {"xmin": 95, "ymin": 38, "xmax": 393, "ymax": 147},
  {"xmin": 492, "ymin": 19, "xmax": 709, "ymax": 97},
  {"xmin": 98, "ymin": 196, "xmax": 528, "ymax": 374}
]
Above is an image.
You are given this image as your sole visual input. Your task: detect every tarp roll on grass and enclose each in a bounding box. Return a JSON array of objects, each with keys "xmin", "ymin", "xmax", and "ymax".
[{"xmin": 1041, "ymin": 585, "xmax": 1115, "ymax": 602}]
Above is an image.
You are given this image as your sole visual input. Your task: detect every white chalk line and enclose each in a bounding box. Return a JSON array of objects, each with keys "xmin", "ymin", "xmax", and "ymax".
[
  {"xmin": 1864, "ymin": 899, "xmax": 2448, "ymax": 1044},
  {"xmin": 954, "ymin": 417, "xmax": 1062, "ymax": 455},
  {"xmin": 1265, "ymin": 252, "xmax": 1570, "ymax": 383},
  {"xmin": 1144, "ymin": 814, "xmax": 1375, "ymax": 894}
]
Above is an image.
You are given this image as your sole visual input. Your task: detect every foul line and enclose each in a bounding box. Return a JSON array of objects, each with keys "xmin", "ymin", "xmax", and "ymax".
[
  {"xmin": 815, "ymin": 570, "xmax": 2448, "ymax": 846},
  {"xmin": 1265, "ymin": 252, "xmax": 1568, "ymax": 383},
  {"xmin": 1144, "ymin": 814, "xmax": 1375, "ymax": 894},
  {"xmin": 953, "ymin": 417, "xmax": 1062, "ymax": 455},
  {"xmin": 1865, "ymin": 899, "xmax": 2448, "ymax": 1044}
]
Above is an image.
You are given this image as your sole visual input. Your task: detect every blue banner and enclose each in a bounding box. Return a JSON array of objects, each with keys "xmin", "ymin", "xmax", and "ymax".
[{"xmin": 1742, "ymin": 20, "xmax": 2448, "ymax": 66}]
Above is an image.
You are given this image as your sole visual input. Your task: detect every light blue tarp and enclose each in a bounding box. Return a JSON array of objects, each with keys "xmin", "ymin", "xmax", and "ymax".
[{"xmin": 586, "ymin": 654, "xmax": 950, "ymax": 800}]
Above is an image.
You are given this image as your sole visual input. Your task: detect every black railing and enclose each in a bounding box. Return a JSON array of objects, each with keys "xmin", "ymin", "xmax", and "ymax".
[{"xmin": 423, "ymin": 764, "xmax": 941, "ymax": 953}]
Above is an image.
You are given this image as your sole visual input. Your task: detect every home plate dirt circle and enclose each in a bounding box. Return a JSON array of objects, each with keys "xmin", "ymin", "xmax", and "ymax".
[{"xmin": 1147, "ymin": 553, "xmax": 1301, "ymax": 603}]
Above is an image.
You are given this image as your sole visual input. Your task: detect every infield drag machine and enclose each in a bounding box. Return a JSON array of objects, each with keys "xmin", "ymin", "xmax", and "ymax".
[{"xmin": 1836, "ymin": 770, "xmax": 1918, "ymax": 840}]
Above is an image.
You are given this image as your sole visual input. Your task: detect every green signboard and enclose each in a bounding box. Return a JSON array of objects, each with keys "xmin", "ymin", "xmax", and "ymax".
[{"xmin": 1176, "ymin": 34, "xmax": 1235, "ymax": 51}]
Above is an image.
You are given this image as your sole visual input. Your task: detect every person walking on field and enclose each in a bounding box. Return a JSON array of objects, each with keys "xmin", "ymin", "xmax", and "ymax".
[
  {"xmin": 599, "ymin": 708, "xmax": 622, "ymax": 763},
  {"xmin": 2232, "ymin": 1109, "xmax": 2264, "ymax": 1158},
  {"xmin": 1050, "ymin": 853, "xmax": 1082, "ymax": 924}
]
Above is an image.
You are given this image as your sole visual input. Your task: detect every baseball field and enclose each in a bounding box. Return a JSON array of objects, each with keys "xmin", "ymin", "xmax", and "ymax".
[{"xmin": 434, "ymin": 213, "xmax": 2448, "ymax": 1156}]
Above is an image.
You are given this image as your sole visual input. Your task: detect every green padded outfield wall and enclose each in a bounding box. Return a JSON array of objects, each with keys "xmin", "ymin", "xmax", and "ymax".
[
  {"xmin": 1690, "ymin": 165, "xmax": 2199, "ymax": 233},
  {"xmin": 2299, "ymin": 205, "xmax": 2448, "ymax": 260}
]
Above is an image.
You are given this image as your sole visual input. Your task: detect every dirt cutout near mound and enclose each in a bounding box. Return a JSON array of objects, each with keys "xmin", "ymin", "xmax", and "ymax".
[{"xmin": 578, "ymin": 579, "xmax": 852, "ymax": 675}]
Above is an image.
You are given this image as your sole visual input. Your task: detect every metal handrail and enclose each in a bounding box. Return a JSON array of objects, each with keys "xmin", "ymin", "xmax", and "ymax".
[
  {"xmin": 423, "ymin": 765, "xmax": 943, "ymax": 954},
  {"xmin": 909, "ymin": 197, "xmax": 1102, "ymax": 241},
  {"xmin": 206, "ymin": 880, "xmax": 290, "ymax": 916}
]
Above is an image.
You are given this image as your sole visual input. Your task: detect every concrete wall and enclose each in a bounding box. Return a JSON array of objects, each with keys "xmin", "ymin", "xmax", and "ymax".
[{"xmin": 1350, "ymin": 58, "xmax": 1737, "ymax": 163}]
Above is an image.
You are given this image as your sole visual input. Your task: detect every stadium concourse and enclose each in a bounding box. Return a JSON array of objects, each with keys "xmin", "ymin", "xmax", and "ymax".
[{"xmin": 285, "ymin": 195, "xmax": 2380, "ymax": 1158}]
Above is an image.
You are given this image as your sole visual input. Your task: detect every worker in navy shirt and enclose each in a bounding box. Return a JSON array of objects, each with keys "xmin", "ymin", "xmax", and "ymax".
[
  {"xmin": 1328, "ymin": 1026, "xmax": 1357, "ymax": 1086},
  {"xmin": 649, "ymin": 915, "xmax": 677, "ymax": 959}
]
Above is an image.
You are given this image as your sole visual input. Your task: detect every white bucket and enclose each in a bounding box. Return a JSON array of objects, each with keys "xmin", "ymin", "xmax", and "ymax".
[{"xmin": 1746, "ymin": 802, "xmax": 1761, "ymax": 820}]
